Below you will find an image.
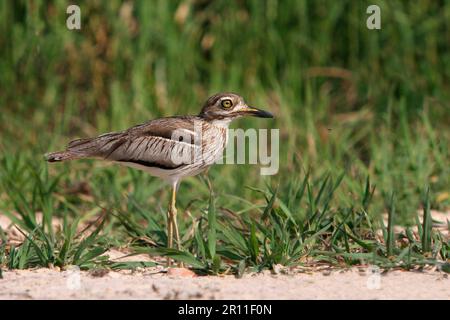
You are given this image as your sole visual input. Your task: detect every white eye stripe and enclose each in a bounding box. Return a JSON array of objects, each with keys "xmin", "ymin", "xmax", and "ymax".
[{"xmin": 220, "ymin": 97, "xmax": 234, "ymax": 102}]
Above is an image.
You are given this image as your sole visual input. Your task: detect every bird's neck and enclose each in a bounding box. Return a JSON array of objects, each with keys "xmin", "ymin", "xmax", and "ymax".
[{"xmin": 209, "ymin": 118, "xmax": 233, "ymax": 129}]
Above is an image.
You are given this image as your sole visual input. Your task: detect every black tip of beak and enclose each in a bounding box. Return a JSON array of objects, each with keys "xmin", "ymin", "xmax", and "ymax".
[{"xmin": 248, "ymin": 107, "xmax": 274, "ymax": 118}]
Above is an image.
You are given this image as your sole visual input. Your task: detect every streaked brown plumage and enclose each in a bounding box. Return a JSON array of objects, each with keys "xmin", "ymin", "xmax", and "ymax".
[
  {"xmin": 47, "ymin": 116, "xmax": 227, "ymax": 183},
  {"xmin": 46, "ymin": 92, "xmax": 273, "ymax": 266}
]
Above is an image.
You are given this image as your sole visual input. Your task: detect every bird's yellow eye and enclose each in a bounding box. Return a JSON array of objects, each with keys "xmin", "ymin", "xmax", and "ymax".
[{"xmin": 221, "ymin": 99, "xmax": 233, "ymax": 109}]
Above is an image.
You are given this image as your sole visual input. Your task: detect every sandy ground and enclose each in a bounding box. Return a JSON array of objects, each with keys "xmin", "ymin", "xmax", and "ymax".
[
  {"xmin": 1, "ymin": 211, "xmax": 449, "ymax": 300},
  {"xmin": 1, "ymin": 267, "xmax": 449, "ymax": 300}
]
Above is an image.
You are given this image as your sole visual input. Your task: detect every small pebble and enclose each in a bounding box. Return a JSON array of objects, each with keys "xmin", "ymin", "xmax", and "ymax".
[{"xmin": 167, "ymin": 267, "xmax": 197, "ymax": 277}]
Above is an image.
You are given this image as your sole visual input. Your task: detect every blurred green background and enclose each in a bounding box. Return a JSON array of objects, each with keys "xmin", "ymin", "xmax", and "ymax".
[{"xmin": 0, "ymin": 0, "xmax": 449, "ymax": 226}]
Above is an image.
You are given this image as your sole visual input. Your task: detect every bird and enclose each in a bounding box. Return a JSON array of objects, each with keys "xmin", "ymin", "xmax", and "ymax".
[{"xmin": 45, "ymin": 92, "xmax": 273, "ymax": 266}]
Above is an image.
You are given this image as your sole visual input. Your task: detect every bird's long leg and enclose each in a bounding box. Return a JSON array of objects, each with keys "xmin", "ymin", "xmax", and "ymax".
[
  {"xmin": 170, "ymin": 183, "xmax": 181, "ymax": 250},
  {"xmin": 170, "ymin": 182, "xmax": 185, "ymax": 267},
  {"xmin": 166, "ymin": 191, "xmax": 174, "ymax": 267}
]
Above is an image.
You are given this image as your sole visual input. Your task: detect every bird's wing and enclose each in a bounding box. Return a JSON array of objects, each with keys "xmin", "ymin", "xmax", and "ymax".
[{"xmin": 66, "ymin": 117, "xmax": 201, "ymax": 169}]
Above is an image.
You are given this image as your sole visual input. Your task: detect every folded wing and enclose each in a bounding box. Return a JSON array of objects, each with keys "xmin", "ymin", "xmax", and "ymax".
[{"xmin": 47, "ymin": 116, "xmax": 201, "ymax": 170}]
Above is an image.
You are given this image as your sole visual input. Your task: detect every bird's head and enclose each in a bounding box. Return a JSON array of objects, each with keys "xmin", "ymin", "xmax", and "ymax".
[{"xmin": 199, "ymin": 93, "xmax": 273, "ymax": 123}]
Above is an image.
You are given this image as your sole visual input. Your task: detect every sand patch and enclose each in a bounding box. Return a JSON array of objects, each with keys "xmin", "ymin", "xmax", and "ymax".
[{"xmin": 0, "ymin": 267, "xmax": 448, "ymax": 300}]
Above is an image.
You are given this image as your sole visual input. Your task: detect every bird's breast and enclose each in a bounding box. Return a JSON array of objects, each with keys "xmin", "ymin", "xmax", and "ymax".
[{"xmin": 199, "ymin": 124, "xmax": 228, "ymax": 165}]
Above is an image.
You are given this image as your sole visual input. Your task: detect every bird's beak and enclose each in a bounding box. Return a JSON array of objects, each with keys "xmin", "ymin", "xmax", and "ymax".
[{"xmin": 240, "ymin": 106, "xmax": 274, "ymax": 118}]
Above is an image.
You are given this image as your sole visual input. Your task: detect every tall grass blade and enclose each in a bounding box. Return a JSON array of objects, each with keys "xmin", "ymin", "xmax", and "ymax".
[{"xmin": 421, "ymin": 187, "xmax": 432, "ymax": 253}]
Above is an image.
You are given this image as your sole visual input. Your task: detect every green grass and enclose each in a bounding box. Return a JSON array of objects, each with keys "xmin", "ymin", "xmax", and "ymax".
[{"xmin": 0, "ymin": 0, "xmax": 449, "ymax": 274}]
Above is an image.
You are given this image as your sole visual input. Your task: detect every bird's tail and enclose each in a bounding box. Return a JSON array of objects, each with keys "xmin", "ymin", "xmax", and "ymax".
[
  {"xmin": 45, "ymin": 136, "xmax": 100, "ymax": 163},
  {"xmin": 45, "ymin": 133, "xmax": 125, "ymax": 163},
  {"xmin": 45, "ymin": 150, "xmax": 80, "ymax": 162}
]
